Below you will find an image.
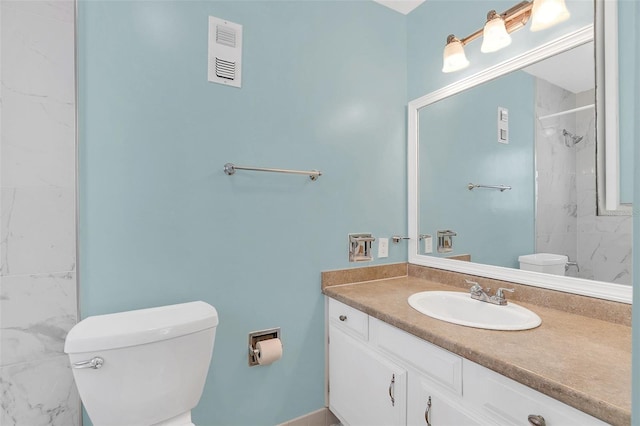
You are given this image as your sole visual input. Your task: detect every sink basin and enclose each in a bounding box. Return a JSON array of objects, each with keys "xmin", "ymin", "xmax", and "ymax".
[{"xmin": 407, "ymin": 291, "xmax": 541, "ymax": 331}]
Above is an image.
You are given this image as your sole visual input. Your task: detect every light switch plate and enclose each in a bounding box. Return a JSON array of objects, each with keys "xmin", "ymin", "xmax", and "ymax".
[
  {"xmin": 378, "ymin": 238, "xmax": 389, "ymax": 258},
  {"xmin": 498, "ymin": 107, "xmax": 509, "ymax": 144}
]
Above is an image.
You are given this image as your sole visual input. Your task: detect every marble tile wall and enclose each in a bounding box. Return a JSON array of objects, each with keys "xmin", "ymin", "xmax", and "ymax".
[
  {"xmin": 0, "ymin": 1, "xmax": 80, "ymax": 425},
  {"xmin": 574, "ymin": 91, "xmax": 633, "ymax": 285},
  {"xmin": 534, "ymin": 78, "xmax": 578, "ymax": 264},
  {"xmin": 535, "ymin": 80, "xmax": 632, "ymax": 285}
]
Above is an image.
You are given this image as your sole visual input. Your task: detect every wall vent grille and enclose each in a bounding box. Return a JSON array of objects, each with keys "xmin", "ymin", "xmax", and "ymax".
[
  {"xmin": 208, "ymin": 16, "xmax": 242, "ymax": 88},
  {"xmin": 216, "ymin": 25, "xmax": 236, "ymax": 48},
  {"xmin": 215, "ymin": 58, "xmax": 236, "ymax": 80}
]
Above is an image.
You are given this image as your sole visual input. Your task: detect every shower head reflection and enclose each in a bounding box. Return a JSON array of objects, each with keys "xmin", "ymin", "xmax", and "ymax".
[{"xmin": 562, "ymin": 129, "xmax": 583, "ymax": 147}]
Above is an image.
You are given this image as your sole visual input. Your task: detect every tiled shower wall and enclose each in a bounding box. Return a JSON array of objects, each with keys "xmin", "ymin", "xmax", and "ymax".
[
  {"xmin": 574, "ymin": 91, "xmax": 633, "ymax": 284},
  {"xmin": 0, "ymin": 1, "xmax": 80, "ymax": 424},
  {"xmin": 535, "ymin": 78, "xmax": 632, "ymax": 285},
  {"xmin": 535, "ymin": 78, "xmax": 578, "ymax": 265}
]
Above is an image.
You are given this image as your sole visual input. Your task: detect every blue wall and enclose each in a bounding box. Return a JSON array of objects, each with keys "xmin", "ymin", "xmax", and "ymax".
[
  {"xmin": 78, "ymin": 1, "xmax": 406, "ymax": 424},
  {"xmin": 79, "ymin": 0, "xmax": 639, "ymax": 424},
  {"xmin": 631, "ymin": 0, "xmax": 640, "ymax": 423},
  {"xmin": 419, "ymin": 71, "xmax": 535, "ymax": 268}
]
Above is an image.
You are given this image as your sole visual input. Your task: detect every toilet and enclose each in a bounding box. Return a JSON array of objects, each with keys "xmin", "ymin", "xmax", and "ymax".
[
  {"xmin": 518, "ymin": 253, "xmax": 568, "ymax": 276},
  {"xmin": 64, "ymin": 301, "xmax": 218, "ymax": 426}
]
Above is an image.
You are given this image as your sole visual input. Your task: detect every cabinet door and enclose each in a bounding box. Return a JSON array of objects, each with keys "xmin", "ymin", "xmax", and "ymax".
[
  {"xmin": 464, "ymin": 360, "xmax": 608, "ymax": 426},
  {"xmin": 329, "ymin": 325, "xmax": 407, "ymax": 426},
  {"xmin": 408, "ymin": 374, "xmax": 481, "ymax": 426}
]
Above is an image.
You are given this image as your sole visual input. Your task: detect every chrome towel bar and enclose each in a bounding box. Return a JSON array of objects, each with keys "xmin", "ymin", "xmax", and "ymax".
[
  {"xmin": 224, "ymin": 163, "xmax": 322, "ymax": 181},
  {"xmin": 467, "ymin": 183, "xmax": 512, "ymax": 192}
]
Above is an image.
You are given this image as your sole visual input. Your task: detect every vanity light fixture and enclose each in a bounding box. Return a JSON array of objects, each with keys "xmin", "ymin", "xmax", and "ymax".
[
  {"xmin": 442, "ymin": 0, "xmax": 571, "ymax": 73},
  {"xmin": 481, "ymin": 11, "xmax": 512, "ymax": 53},
  {"xmin": 442, "ymin": 35, "xmax": 470, "ymax": 73},
  {"xmin": 529, "ymin": 0, "xmax": 571, "ymax": 31}
]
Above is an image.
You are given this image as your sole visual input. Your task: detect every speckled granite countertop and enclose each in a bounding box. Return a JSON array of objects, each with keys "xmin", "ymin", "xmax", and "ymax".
[{"xmin": 323, "ymin": 275, "xmax": 631, "ymax": 425}]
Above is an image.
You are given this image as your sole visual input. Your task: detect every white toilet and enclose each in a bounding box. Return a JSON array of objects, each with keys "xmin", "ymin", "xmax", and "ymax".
[
  {"xmin": 64, "ymin": 301, "xmax": 218, "ymax": 426},
  {"xmin": 518, "ymin": 253, "xmax": 568, "ymax": 276}
]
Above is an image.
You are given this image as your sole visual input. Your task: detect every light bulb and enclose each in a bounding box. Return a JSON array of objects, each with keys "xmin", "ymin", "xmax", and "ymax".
[
  {"xmin": 442, "ymin": 35, "xmax": 470, "ymax": 73},
  {"xmin": 530, "ymin": 0, "xmax": 570, "ymax": 31},
  {"xmin": 481, "ymin": 11, "xmax": 512, "ymax": 53}
]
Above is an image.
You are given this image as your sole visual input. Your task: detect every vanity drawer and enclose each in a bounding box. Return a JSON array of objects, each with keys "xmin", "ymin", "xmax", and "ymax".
[
  {"xmin": 370, "ymin": 317, "xmax": 463, "ymax": 396},
  {"xmin": 328, "ymin": 298, "xmax": 369, "ymax": 340},
  {"xmin": 464, "ymin": 360, "xmax": 607, "ymax": 426}
]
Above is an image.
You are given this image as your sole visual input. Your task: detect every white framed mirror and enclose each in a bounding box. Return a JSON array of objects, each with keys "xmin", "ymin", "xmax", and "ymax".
[{"xmin": 407, "ymin": 20, "xmax": 632, "ymax": 304}]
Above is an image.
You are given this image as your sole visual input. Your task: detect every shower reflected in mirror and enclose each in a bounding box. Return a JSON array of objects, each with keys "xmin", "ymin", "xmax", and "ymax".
[{"xmin": 562, "ymin": 129, "xmax": 583, "ymax": 147}]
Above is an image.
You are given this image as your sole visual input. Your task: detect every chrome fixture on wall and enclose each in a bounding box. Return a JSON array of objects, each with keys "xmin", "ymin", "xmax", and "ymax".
[
  {"xmin": 467, "ymin": 183, "xmax": 512, "ymax": 192},
  {"xmin": 562, "ymin": 129, "xmax": 584, "ymax": 147},
  {"xmin": 442, "ymin": 0, "xmax": 571, "ymax": 73},
  {"xmin": 223, "ymin": 163, "xmax": 322, "ymax": 181}
]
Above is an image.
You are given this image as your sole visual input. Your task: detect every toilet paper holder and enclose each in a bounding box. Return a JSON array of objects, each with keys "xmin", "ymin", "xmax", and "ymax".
[{"xmin": 248, "ymin": 327, "xmax": 281, "ymax": 366}]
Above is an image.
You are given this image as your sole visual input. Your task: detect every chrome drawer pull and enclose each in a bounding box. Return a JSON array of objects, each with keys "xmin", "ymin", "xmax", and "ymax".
[
  {"xmin": 425, "ymin": 396, "xmax": 432, "ymax": 425},
  {"xmin": 73, "ymin": 357, "xmax": 104, "ymax": 370},
  {"xmin": 388, "ymin": 374, "xmax": 395, "ymax": 406},
  {"xmin": 528, "ymin": 414, "xmax": 546, "ymax": 426}
]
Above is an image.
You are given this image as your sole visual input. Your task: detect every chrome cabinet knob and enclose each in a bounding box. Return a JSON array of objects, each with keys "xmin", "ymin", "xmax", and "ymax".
[
  {"xmin": 528, "ymin": 414, "xmax": 546, "ymax": 426},
  {"xmin": 339, "ymin": 315, "xmax": 347, "ymax": 321}
]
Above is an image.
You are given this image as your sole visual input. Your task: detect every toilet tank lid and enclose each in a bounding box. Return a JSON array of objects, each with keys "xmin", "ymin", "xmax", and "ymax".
[
  {"xmin": 64, "ymin": 301, "xmax": 218, "ymax": 353},
  {"xmin": 518, "ymin": 253, "xmax": 568, "ymax": 265}
]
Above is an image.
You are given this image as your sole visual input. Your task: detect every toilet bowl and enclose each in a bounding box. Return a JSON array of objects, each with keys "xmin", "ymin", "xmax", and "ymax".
[
  {"xmin": 64, "ymin": 301, "xmax": 218, "ymax": 426},
  {"xmin": 518, "ymin": 253, "xmax": 568, "ymax": 276}
]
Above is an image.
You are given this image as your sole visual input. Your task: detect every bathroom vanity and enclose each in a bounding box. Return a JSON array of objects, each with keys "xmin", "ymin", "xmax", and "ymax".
[{"xmin": 322, "ymin": 265, "xmax": 631, "ymax": 426}]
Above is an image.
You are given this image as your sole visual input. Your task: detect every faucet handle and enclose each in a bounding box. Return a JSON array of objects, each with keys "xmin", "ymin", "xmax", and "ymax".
[
  {"xmin": 495, "ymin": 288, "xmax": 515, "ymax": 298},
  {"xmin": 465, "ymin": 279, "xmax": 483, "ymax": 293}
]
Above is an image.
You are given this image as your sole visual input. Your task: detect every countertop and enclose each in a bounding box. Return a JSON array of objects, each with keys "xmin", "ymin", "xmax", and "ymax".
[{"xmin": 323, "ymin": 275, "xmax": 631, "ymax": 425}]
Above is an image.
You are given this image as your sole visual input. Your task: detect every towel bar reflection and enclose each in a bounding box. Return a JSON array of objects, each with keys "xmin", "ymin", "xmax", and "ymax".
[
  {"xmin": 224, "ymin": 163, "xmax": 322, "ymax": 181},
  {"xmin": 467, "ymin": 183, "xmax": 512, "ymax": 192}
]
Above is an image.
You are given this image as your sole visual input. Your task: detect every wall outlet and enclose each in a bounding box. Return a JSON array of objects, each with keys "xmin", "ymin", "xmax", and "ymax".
[
  {"xmin": 423, "ymin": 235, "xmax": 433, "ymax": 254},
  {"xmin": 378, "ymin": 238, "xmax": 389, "ymax": 258}
]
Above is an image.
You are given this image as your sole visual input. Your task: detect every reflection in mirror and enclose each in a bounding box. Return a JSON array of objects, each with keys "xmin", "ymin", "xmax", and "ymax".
[
  {"xmin": 419, "ymin": 42, "xmax": 632, "ymax": 285},
  {"xmin": 595, "ymin": 0, "xmax": 633, "ymax": 215},
  {"xmin": 411, "ymin": 26, "xmax": 633, "ymax": 300},
  {"xmin": 529, "ymin": 43, "xmax": 632, "ymax": 285}
]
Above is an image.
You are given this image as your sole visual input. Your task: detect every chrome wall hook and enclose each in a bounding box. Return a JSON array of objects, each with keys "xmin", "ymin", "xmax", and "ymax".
[{"xmin": 391, "ymin": 236, "xmax": 410, "ymax": 243}]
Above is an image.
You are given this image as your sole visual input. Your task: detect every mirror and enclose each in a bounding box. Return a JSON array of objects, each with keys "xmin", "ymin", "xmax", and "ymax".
[
  {"xmin": 408, "ymin": 16, "xmax": 632, "ymax": 303},
  {"xmin": 595, "ymin": 0, "xmax": 632, "ymax": 215}
]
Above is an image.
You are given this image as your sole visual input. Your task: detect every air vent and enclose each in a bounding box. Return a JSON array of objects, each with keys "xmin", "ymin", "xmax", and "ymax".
[
  {"xmin": 208, "ymin": 16, "xmax": 242, "ymax": 88},
  {"xmin": 216, "ymin": 25, "xmax": 236, "ymax": 48},
  {"xmin": 215, "ymin": 58, "xmax": 235, "ymax": 80}
]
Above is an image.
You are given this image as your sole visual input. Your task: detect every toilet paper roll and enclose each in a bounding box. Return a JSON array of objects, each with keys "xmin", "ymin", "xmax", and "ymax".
[{"xmin": 256, "ymin": 338, "xmax": 283, "ymax": 365}]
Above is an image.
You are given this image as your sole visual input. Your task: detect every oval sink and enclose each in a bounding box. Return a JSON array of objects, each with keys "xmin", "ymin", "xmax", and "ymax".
[{"xmin": 408, "ymin": 291, "xmax": 541, "ymax": 331}]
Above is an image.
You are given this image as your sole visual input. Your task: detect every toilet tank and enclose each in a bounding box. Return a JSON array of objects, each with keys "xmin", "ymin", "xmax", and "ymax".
[
  {"xmin": 64, "ymin": 301, "xmax": 218, "ymax": 426},
  {"xmin": 518, "ymin": 253, "xmax": 568, "ymax": 276}
]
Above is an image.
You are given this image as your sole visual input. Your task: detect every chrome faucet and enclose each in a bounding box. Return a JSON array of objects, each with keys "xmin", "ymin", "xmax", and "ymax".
[
  {"xmin": 565, "ymin": 259, "xmax": 580, "ymax": 272},
  {"xmin": 465, "ymin": 279, "xmax": 514, "ymax": 306}
]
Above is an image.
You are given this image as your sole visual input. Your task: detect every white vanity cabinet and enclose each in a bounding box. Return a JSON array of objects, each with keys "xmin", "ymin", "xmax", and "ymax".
[
  {"xmin": 370, "ymin": 316, "xmax": 482, "ymax": 426},
  {"xmin": 464, "ymin": 361, "xmax": 608, "ymax": 425},
  {"xmin": 327, "ymin": 297, "xmax": 608, "ymax": 426},
  {"xmin": 328, "ymin": 300, "xmax": 407, "ymax": 426},
  {"xmin": 407, "ymin": 375, "xmax": 480, "ymax": 426}
]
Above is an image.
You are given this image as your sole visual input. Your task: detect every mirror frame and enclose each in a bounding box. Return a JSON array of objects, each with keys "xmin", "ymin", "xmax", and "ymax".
[
  {"xmin": 596, "ymin": 0, "xmax": 631, "ymax": 215},
  {"xmin": 407, "ymin": 24, "xmax": 632, "ymax": 304}
]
